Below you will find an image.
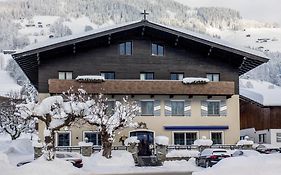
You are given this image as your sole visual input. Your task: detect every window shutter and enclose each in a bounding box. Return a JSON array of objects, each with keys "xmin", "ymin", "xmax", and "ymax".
[
  {"xmin": 154, "ymin": 100, "xmax": 161, "ymax": 116},
  {"xmin": 220, "ymin": 100, "xmax": 227, "ymax": 116},
  {"xmin": 184, "ymin": 100, "xmax": 191, "ymax": 116},
  {"xmin": 201, "ymin": 100, "xmax": 208, "ymax": 116},
  {"xmin": 164, "ymin": 100, "xmax": 172, "ymax": 116},
  {"xmin": 138, "ymin": 101, "xmax": 142, "ymax": 116}
]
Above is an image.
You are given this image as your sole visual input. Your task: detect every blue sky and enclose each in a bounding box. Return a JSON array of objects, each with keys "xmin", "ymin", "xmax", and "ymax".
[{"xmin": 174, "ymin": 0, "xmax": 281, "ymax": 25}]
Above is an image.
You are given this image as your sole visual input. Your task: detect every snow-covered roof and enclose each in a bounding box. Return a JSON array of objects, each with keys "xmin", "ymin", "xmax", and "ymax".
[
  {"xmin": 14, "ymin": 20, "xmax": 268, "ymax": 62},
  {"xmin": 240, "ymin": 79, "xmax": 281, "ymax": 106}
]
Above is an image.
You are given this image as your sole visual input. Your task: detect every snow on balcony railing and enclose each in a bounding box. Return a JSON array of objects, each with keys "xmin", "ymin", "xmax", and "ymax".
[{"xmin": 182, "ymin": 77, "xmax": 210, "ymax": 84}]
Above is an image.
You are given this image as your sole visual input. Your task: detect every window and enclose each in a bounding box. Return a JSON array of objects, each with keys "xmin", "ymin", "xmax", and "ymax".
[
  {"xmin": 152, "ymin": 43, "xmax": 164, "ymax": 56},
  {"xmin": 174, "ymin": 133, "xmax": 185, "ymax": 145},
  {"xmin": 140, "ymin": 72, "xmax": 154, "ymax": 80},
  {"xmin": 276, "ymin": 133, "xmax": 281, "ymax": 142},
  {"xmin": 259, "ymin": 134, "xmax": 266, "ymax": 143},
  {"xmin": 57, "ymin": 132, "xmax": 71, "ymax": 146},
  {"xmin": 171, "ymin": 101, "xmax": 184, "ymax": 116},
  {"xmin": 207, "ymin": 73, "xmax": 220, "ymax": 82},
  {"xmin": 106, "ymin": 100, "xmax": 115, "ymax": 116},
  {"xmin": 211, "ymin": 132, "xmax": 223, "ymax": 144},
  {"xmin": 101, "ymin": 72, "xmax": 115, "ymax": 80},
  {"xmin": 171, "ymin": 73, "xmax": 184, "ymax": 80},
  {"xmin": 174, "ymin": 132, "xmax": 197, "ymax": 145},
  {"xmin": 58, "ymin": 71, "xmax": 72, "ymax": 80},
  {"xmin": 83, "ymin": 132, "xmax": 101, "ymax": 145},
  {"xmin": 141, "ymin": 101, "xmax": 154, "ymax": 116},
  {"xmin": 119, "ymin": 41, "xmax": 132, "ymax": 55},
  {"xmin": 207, "ymin": 101, "xmax": 220, "ymax": 116}
]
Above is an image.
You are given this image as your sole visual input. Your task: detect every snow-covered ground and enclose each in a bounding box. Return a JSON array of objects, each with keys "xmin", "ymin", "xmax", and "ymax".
[
  {"xmin": 207, "ymin": 27, "xmax": 281, "ymax": 52},
  {"xmin": 1, "ymin": 138, "xmax": 281, "ymax": 175},
  {"xmin": 0, "ymin": 70, "xmax": 22, "ymax": 97}
]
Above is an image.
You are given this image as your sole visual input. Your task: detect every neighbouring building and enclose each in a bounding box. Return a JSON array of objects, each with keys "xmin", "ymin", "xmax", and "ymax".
[
  {"xmin": 240, "ymin": 79, "xmax": 281, "ymax": 146},
  {"xmin": 12, "ymin": 19, "xmax": 268, "ymax": 147}
]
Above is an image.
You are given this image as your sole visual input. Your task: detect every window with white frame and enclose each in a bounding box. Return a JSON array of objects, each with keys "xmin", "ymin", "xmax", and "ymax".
[
  {"xmin": 119, "ymin": 41, "xmax": 132, "ymax": 55},
  {"xmin": 56, "ymin": 131, "xmax": 71, "ymax": 146},
  {"xmin": 58, "ymin": 71, "xmax": 73, "ymax": 80},
  {"xmin": 100, "ymin": 72, "xmax": 115, "ymax": 79},
  {"xmin": 206, "ymin": 73, "xmax": 220, "ymax": 82},
  {"xmin": 207, "ymin": 101, "xmax": 220, "ymax": 116},
  {"xmin": 141, "ymin": 100, "xmax": 154, "ymax": 116},
  {"xmin": 211, "ymin": 132, "xmax": 223, "ymax": 144},
  {"xmin": 152, "ymin": 43, "xmax": 164, "ymax": 56},
  {"xmin": 276, "ymin": 133, "xmax": 281, "ymax": 142},
  {"xmin": 173, "ymin": 132, "xmax": 197, "ymax": 145},
  {"xmin": 171, "ymin": 100, "xmax": 184, "ymax": 116},
  {"xmin": 140, "ymin": 72, "xmax": 154, "ymax": 80},
  {"xmin": 83, "ymin": 131, "xmax": 101, "ymax": 145},
  {"xmin": 170, "ymin": 73, "xmax": 184, "ymax": 80}
]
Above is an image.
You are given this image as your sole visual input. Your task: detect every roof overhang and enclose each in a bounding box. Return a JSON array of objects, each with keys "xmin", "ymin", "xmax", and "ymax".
[{"xmin": 12, "ymin": 20, "xmax": 269, "ymax": 87}]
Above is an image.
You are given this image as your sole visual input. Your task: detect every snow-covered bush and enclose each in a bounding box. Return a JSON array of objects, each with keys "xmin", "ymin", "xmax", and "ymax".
[
  {"xmin": 155, "ymin": 136, "xmax": 169, "ymax": 146},
  {"xmin": 194, "ymin": 136, "xmax": 213, "ymax": 146},
  {"xmin": 124, "ymin": 136, "xmax": 139, "ymax": 146}
]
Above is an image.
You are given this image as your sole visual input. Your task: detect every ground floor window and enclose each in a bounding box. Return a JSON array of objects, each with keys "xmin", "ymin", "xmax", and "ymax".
[
  {"xmin": 211, "ymin": 132, "xmax": 223, "ymax": 144},
  {"xmin": 83, "ymin": 131, "xmax": 101, "ymax": 145},
  {"xmin": 277, "ymin": 133, "xmax": 281, "ymax": 142},
  {"xmin": 173, "ymin": 132, "xmax": 197, "ymax": 145},
  {"xmin": 57, "ymin": 131, "xmax": 71, "ymax": 146},
  {"xmin": 259, "ymin": 134, "xmax": 266, "ymax": 143}
]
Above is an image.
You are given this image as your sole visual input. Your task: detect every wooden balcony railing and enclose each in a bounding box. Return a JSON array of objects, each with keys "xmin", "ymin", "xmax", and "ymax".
[{"xmin": 48, "ymin": 79, "xmax": 235, "ymax": 96}]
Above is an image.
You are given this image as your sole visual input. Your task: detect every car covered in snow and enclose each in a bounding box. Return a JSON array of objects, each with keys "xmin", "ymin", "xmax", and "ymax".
[
  {"xmin": 254, "ymin": 144, "xmax": 280, "ymax": 154},
  {"xmin": 195, "ymin": 148, "xmax": 230, "ymax": 167},
  {"xmin": 231, "ymin": 150, "xmax": 260, "ymax": 157},
  {"xmin": 17, "ymin": 151, "xmax": 83, "ymax": 168}
]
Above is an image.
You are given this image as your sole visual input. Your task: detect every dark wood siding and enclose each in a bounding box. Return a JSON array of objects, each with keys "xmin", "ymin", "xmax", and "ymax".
[
  {"xmin": 38, "ymin": 37, "xmax": 239, "ymax": 93},
  {"xmin": 240, "ymin": 99, "xmax": 281, "ymax": 130}
]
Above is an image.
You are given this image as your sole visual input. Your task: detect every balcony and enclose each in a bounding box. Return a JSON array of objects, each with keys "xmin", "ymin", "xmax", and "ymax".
[{"xmin": 48, "ymin": 79, "xmax": 235, "ymax": 96}]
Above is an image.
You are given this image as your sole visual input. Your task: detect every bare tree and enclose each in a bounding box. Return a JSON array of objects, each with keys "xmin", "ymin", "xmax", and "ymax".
[{"xmin": 83, "ymin": 94, "xmax": 139, "ymax": 159}]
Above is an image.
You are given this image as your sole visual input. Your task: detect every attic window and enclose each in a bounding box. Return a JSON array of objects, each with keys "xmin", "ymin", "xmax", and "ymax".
[{"xmin": 152, "ymin": 43, "xmax": 164, "ymax": 56}]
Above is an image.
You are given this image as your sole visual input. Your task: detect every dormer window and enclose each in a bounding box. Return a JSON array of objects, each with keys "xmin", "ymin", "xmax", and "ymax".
[
  {"xmin": 119, "ymin": 41, "xmax": 132, "ymax": 55},
  {"xmin": 152, "ymin": 43, "xmax": 164, "ymax": 56}
]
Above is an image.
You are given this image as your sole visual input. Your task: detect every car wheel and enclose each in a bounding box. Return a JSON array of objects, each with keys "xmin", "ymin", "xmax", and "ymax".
[
  {"xmin": 205, "ymin": 160, "xmax": 210, "ymax": 168},
  {"xmin": 195, "ymin": 158, "xmax": 199, "ymax": 166}
]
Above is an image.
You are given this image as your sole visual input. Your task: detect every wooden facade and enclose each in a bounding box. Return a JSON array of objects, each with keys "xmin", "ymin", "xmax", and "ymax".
[
  {"xmin": 240, "ymin": 98, "xmax": 281, "ymax": 130},
  {"xmin": 13, "ymin": 20, "xmax": 268, "ymax": 95}
]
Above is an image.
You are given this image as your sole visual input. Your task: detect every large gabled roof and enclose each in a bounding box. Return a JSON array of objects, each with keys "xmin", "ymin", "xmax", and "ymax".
[{"xmin": 12, "ymin": 19, "xmax": 269, "ymax": 81}]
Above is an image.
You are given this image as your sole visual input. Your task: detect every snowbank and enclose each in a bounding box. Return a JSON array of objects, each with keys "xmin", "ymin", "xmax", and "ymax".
[
  {"xmin": 0, "ymin": 139, "xmax": 33, "ymax": 155},
  {"xmin": 155, "ymin": 136, "xmax": 169, "ymax": 146},
  {"xmin": 124, "ymin": 136, "xmax": 139, "ymax": 146},
  {"xmin": 182, "ymin": 77, "xmax": 210, "ymax": 84},
  {"xmin": 236, "ymin": 139, "xmax": 254, "ymax": 146},
  {"xmin": 0, "ymin": 70, "xmax": 22, "ymax": 97},
  {"xmin": 166, "ymin": 150, "xmax": 199, "ymax": 158},
  {"xmin": 194, "ymin": 138, "xmax": 213, "ymax": 146},
  {"xmin": 76, "ymin": 75, "xmax": 105, "ymax": 82},
  {"xmin": 240, "ymin": 79, "xmax": 281, "ymax": 106},
  {"xmin": 193, "ymin": 154, "xmax": 281, "ymax": 175},
  {"xmin": 78, "ymin": 141, "xmax": 93, "ymax": 147}
]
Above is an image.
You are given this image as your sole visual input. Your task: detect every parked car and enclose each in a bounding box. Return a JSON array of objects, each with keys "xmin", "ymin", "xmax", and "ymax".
[
  {"xmin": 195, "ymin": 149, "xmax": 230, "ymax": 168},
  {"xmin": 17, "ymin": 151, "xmax": 83, "ymax": 168},
  {"xmin": 254, "ymin": 144, "xmax": 280, "ymax": 154},
  {"xmin": 231, "ymin": 150, "xmax": 260, "ymax": 157}
]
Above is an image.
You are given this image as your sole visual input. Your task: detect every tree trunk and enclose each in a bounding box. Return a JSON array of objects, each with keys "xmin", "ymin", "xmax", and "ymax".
[{"xmin": 101, "ymin": 128, "xmax": 112, "ymax": 159}]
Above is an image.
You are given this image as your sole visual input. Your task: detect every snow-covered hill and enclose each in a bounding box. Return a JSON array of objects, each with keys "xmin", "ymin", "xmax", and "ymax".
[{"xmin": 0, "ymin": 70, "xmax": 22, "ymax": 97}]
